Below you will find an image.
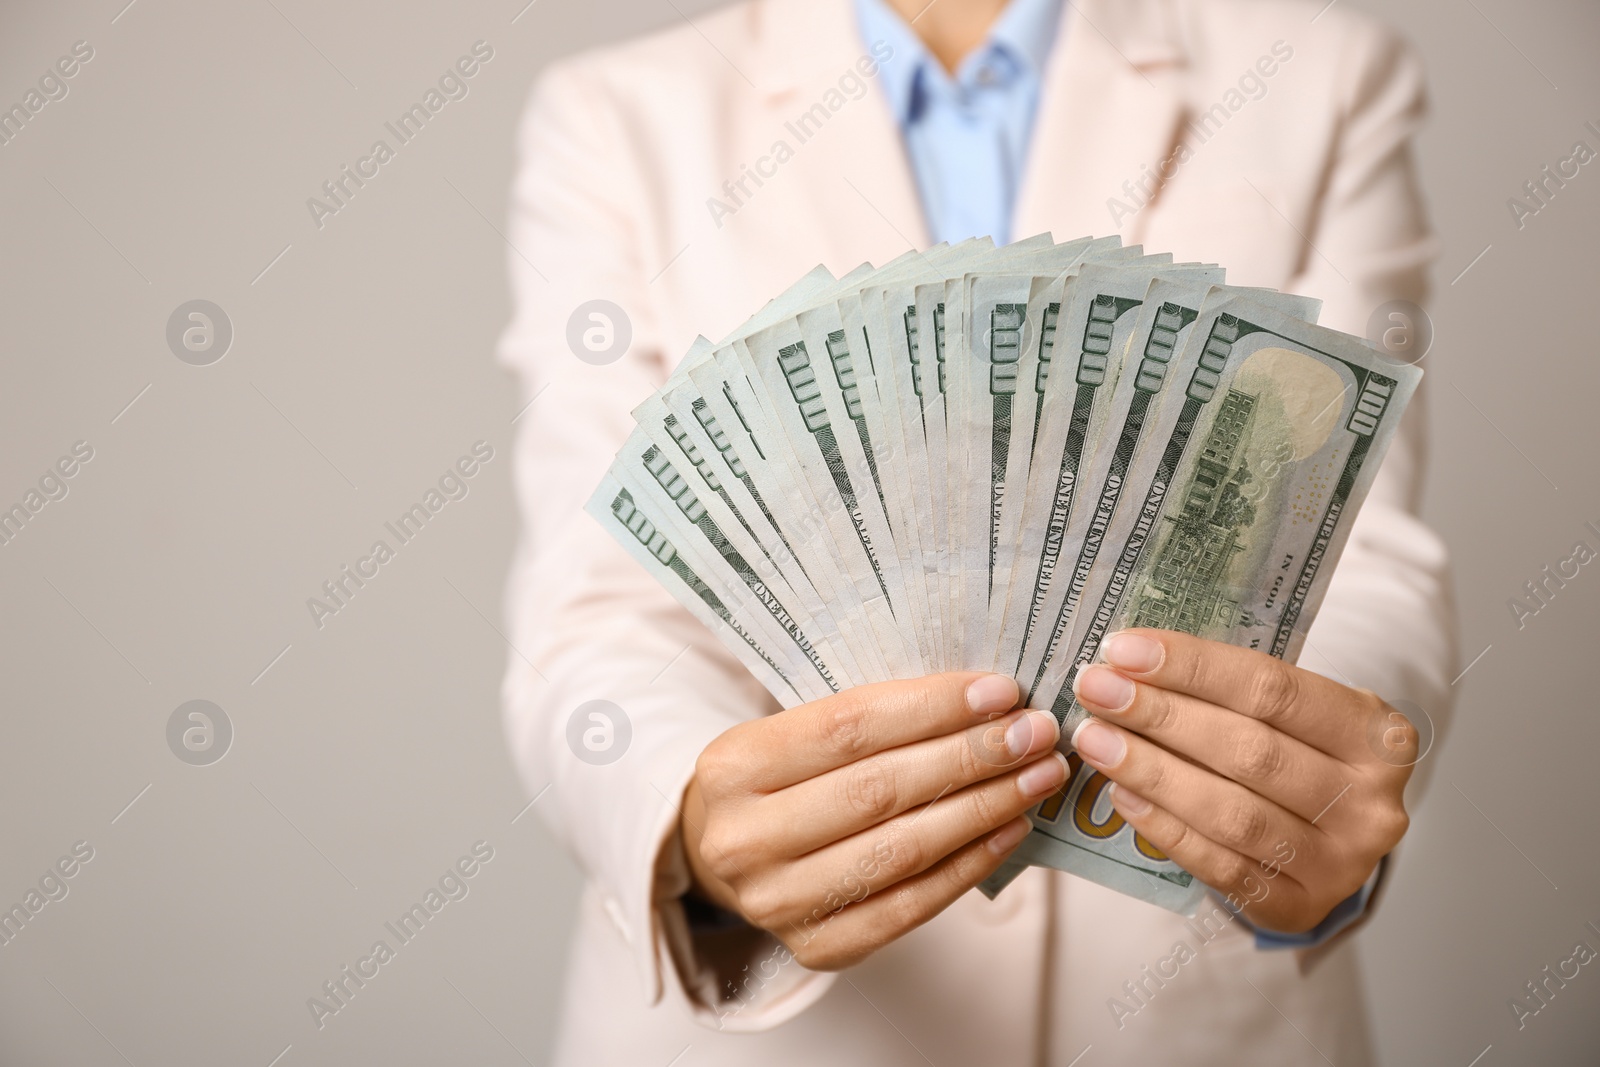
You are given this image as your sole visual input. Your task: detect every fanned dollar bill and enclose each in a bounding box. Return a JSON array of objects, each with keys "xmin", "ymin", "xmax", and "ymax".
[
  {"xmin": 587, "ymin": 473, "xmax": 812, "ymax": 706},
  {"xmin": 588, "ymin": 237, "xmax": 1422, "ymax": 915},
  {"xmin": 999, "ymin": 289, "xmax": 1418, "ymax": 909}
]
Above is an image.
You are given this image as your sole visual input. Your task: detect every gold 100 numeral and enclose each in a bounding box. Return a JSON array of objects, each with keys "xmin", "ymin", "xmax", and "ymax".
[{"xmin": 1036, "ymin": 754, "xmax": 1169, "ymax": 861}]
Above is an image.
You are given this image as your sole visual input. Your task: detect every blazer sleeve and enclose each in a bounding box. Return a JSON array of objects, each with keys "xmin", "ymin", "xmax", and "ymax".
[
  {"xmin": 495, "ymin": 60, "xmax": 835, "ymax": 1030},
  {"xmin": 1285, "ymin": 21, "xmax": 1458, "ymax": 812}
]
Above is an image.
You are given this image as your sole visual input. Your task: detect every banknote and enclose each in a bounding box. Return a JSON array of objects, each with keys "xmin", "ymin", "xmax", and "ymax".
[
  {"xmin": 586, "ymin": 473, "xmax": 810, "ymax": 706},
  {"xmin": 1011, "ymin": 290, "xmax": 1418, "ymax": 909},
  {"xmin": 608, "ymin": 430, "xmax": 841, "ymax": 700},
  {"xmin": 849, "ymin": 240, "xmax": 996, "ymax": 665},
  {"xmin": 949, "ymin": 239, "xmax": 1124, "ymax": 668},
  {"xmin": 835, "ymin": 250, "xmax": 948, "ymax": 663},
  {"xmin": 1004, "ymin": 260, "xmax": 1201, "ymax": 688},
  {"xmin": 691, "ymin": 342, "xmax": 906, "ymax": 679},
  {"xmin": 633, "ymin": 393, "xmax": 869, "ymax": 689},
  {"xmin": 1034, "ymin": 285, "xmax": 1328, "ymax": 720}
]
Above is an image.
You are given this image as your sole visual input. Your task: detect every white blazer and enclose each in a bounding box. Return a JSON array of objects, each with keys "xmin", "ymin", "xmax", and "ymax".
[{"xmin": 497, "ymin": 0, "xmax": 1456, "ymax": 1062}]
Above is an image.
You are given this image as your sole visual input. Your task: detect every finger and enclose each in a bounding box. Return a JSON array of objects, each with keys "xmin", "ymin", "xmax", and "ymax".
[
  {"xmin": 753, "ymin": 707, "xmax": 1061, "ymax": 855},
  {"xmin": 1096, "ymin": 629, "xmax": 1377, "ymax": 761},
  {"xmin": 1070, "ymin": 717, "xmax": 1315, "ymax": 865},
  {"xmin": 1073, "ymin": 663, "xmax": 1350, "ymax": 824},
  {"xmin": 1104, "ymin": 784, "xmax": 1319, "ymax": 933},
  {"xmin": 774, "ymin": 816, "xmax": 1033, "ymax": 972},
  {"xmin": 727, "ymin": 672, "xmax": 1022, "ymax": 792},
  {"xmin": 763, "ymin": 753, "xmax": 1068, "ymax": 926}
]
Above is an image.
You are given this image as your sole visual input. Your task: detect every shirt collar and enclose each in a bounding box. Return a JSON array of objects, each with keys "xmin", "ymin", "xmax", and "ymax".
[
  {"xmin": 982, "ymin": 0, "xmax": 1063, "ymax": 84},
  {"xmin": 854, "ymin": 0, "xmax": 1064, "ymax": 124}
]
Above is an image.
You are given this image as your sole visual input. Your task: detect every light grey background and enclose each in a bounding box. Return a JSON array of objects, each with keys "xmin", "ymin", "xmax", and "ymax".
[{"xmin": 0, "ymin": 0, "xmax": 1594, "ymax": 1064}]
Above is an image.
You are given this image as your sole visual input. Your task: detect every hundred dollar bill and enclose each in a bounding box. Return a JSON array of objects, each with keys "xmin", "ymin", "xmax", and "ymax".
[
  {"xmin": 986, "ymin": 277, "xmax": 1309, "ymax": 899},
  {"xmin": 980, "ymin": 247, "xmax": 1155, "ymax": 669},
  {"xmin": 739, "ymin": 313, "xmax": 920, "ymax": 669},
  {"xmin": 586, "ymin": 473, "xmax": 810, "ymax": 707},
  {"xmin": 980, "ymin": 271, "xmax": 1076, "ymax": 673},
  {"xmin": 663, "ymin": 368, "xmax": 814, "ymax": 576},
  {"xmin": 856, "ymin": 239, "xmax": 995, "ymax": 666},
  {"xmin": 840, "ymin": 242, "xmax": 977, "ymax": 664},
  {"xmin": 716, "ymin": 263, "xmax": 904, "ymax": 629},
  {"xmin": 633, "ymin": 393, "xmax": 870, "ymax": 689},
  {"xmin": 1013, "ymin": 267, "xmax": 1241, "ymax": 694},
  {"xmin": 951, "ymin": 240, "xmax": 1138, "ymax": 668},
  {"xmin": 609, "ymin": 430, "xmax": 841, "ymax": 700},
  {"xmin": 907, "ymin": 245, "xmax": 1003, "ymax": 664},
  {"xmin": 835, "ymin": 247, "xmax": 955, "ymax": 665},
  {"xmin": 1001, "ymin": 261, "xmax": 1191, "ymax": 685},
  {"xmin": 794, "ymin": 298, "xmax": 932, "ymax": 672},
  {"xmin": 1036, "ymin": 285, "xmax": 1325, "ymax": 719},
  {"xmin": 923, "ymin": 235, "xmax": 1063, "ymax": 666},
  {"xmin": 659, "ymin": 373, "xmax": 885, "ymax": 685},
  {"xmin": 692, "ymin": 341, "xmax": 910, "ymax": 677},
  {"xmin": 1012, "ymin": 290, "xmax": 1419, "ymax": 910}
]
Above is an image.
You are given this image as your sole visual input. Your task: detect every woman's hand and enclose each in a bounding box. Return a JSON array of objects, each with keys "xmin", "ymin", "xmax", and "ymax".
[
  {"xmin": 1070, "ymin": 629, "xmax": 1417, "ymax": 934},
  {"xmin": 680, "ymin": 672, "xmax": 1066, "ymax": 971}
]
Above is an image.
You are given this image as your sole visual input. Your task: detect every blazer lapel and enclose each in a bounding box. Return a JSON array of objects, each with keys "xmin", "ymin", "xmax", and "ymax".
[
  {"xmin": 744, "ymin": 0, "xmax": 1189, "ymax": 260},
  {"xmin": 1014, "ymin": 0, "xmax": 1189, "ymax": 247},
  {"xmin": 751, "ymin": 0, "xmax": 931, "ymax": 261}
]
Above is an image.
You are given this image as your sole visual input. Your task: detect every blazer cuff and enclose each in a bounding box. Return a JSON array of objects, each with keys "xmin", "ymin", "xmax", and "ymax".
[
  {"xmin": 1228, "ymin": 856, "xmax": 1388, "ymax": 950},
  {"xmin": 652, "ymin": 801, "xmax": 836, "ymax": 1031}
]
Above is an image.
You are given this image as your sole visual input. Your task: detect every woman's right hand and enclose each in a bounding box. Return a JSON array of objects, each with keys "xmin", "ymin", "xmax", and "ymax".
[{"xmin": 679, "ymin": 672, "xmax": 1067, "ymax": 971}]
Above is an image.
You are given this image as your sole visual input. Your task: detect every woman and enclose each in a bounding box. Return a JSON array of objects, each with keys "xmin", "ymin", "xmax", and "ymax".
[{"xmin": 497, "ymin": 0, "xmax": 1455, "ymax": 1061}]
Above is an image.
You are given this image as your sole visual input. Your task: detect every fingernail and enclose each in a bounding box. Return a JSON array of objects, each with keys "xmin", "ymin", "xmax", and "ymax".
[
  {"xmin": 967, "ymin": 674, "xmax": 1020, "ymax": 715},
  {"xmin": 1018, "ymin": 752, "xmax": 1070, "ymax": 798},
  {"xmin": 1108, "ymin": 783, "xmax": 1152, "ymax": 816},
  {"xmin": 1074, "ymin": 664, "xmax": 1135, "ymax": 712},
  {"xmin": 1071, "ymin": 720, "xmax": 1126, "ymax": 768},
  {"xmin": 1103, "ymin": 632, "xmax": 1164, "ymax": 674},
  {"xmin": 987, "ymin": 815, "xmax": 1033, "ymax": 855},
  {"xmin": 1005, "ymin": 710, "xmax": 1061, "ymax": 758}
]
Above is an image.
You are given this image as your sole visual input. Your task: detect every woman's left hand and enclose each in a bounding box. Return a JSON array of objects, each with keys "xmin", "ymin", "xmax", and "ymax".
[{"xmin": 1070, "ymin": 628, "xmax": 1418, "ymax": 934}]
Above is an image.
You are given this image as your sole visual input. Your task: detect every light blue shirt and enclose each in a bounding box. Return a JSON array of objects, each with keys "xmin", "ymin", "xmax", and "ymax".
[
  {"xmin": 853, "ymin": 0, "xmax": 1061, "ymax": 245},
  {"xmin": 852, "ymin": 0, "xmax": 1379, "ymax": 950}
]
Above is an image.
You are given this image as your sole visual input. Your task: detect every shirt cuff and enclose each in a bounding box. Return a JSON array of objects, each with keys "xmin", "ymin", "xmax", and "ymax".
[{"xmin": 1234, "ymin": 857, "xmax": 1387, "ymax": 950}]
